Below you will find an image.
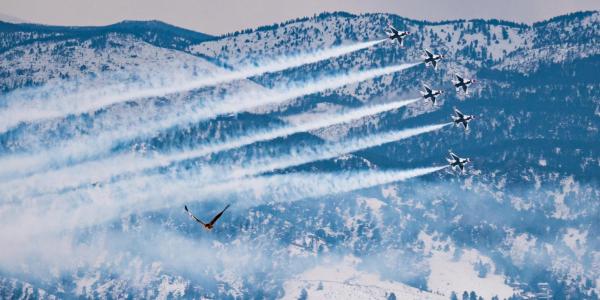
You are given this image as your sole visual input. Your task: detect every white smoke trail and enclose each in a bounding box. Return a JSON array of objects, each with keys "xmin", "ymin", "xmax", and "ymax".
[
  {"xmin": 231, "ymin": 166, "xmax": 449, "ymax": 207},
  {"xmin": 0, "ymin": 98, "xmax": 419, "ymax": 198},
  {"xmin": 0, "ymin": 39, "xmax": 385, "ymax": 133},
  {"xmin": 0, "ymin": 62, "xmax": 420, "ymax": 181},
  {"xmin": 0, "ymin": 165, "xmax": 447, "ymax": 242},
  {"xmin": 1, "ymin": 121, "xmax": 445, "ymax": 200},
  {"xmin": 5, "ymin": 123, "xmax": 452, "ymax": 202},
  {"xmin": 229, "ymin": 123, "xmax": 452, "ymax": 179},
  {"xmin": 150, "ymin": 98, "xmax": 421, "ymax": 170}
]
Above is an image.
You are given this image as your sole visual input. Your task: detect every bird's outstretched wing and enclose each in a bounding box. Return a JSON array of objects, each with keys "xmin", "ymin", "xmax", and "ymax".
[
  {"xmin": 208, "ymin": 204, "xmax": 231, "ymax": 226},
  {"xmin": 185, "ymin": 205, "xmax": 206, "ymax": 225}
]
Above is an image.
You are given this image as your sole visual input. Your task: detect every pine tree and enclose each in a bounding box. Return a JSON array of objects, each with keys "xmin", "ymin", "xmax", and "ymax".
[
  {"xmin": 450, "ymin": 291, "xmax": 459, "ymax": 300},
  {"xmin": 469, "ymin": 291, "xmax": 477, "ymax": 300},
  {"xmin": 298, "ymin": 288, "xmax": 308, "ymax": 300},
  {"xmin": 462, "ymin": 291, "xmax": 469, "ymax": 300}
]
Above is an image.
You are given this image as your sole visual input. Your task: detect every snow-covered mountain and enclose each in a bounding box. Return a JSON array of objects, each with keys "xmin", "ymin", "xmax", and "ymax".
[{"xmin": 0, "ymin": 10, "xmax": 599, "ymax": 299}]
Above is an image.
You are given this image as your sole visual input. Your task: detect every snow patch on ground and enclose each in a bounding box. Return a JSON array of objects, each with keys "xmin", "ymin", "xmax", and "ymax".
[
  {"xmin": 156, "ymin": 276, "xmax": 187, "ymax": 300},
  {"xmin": 428, "ymin": 249, "xmax": 514, "ymax": 299},
  {"xmin": 282, "ymin": 255, "xmax": 446, "ymax": 300},
  {"xmin": 510, "ymin": 195, "xmax": 532, "ymax": 211},
  {"xmin": 548, "ymin": 176, "xmax": 579, "ymax": 220},
  {"xmin": 508, "ymin": 233, "xmax": 537, "ymax": 267},
  {"xmin": 358, "ymin": 196, "xmax": 386, "ymax": 214},
  {"xmin": 74, "ymin": 273, "xmax": 100, "ymax": 297},
  {"xmin": 563, "ymin": 228, "xmax": 587, "ymax": 259}
]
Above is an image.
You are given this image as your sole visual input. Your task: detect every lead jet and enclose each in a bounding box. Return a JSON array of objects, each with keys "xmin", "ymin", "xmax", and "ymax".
[
  {"xmin": 447, "ymin": 151, "xmax": 471, "ymax": 173},
  {"xmin": 385, "ymin": 25, "xmax": 410, "ymax": 47},
  {"xmin": 452, "ymin": 73, "xmax": 476, "ymax": 94},
  {"xmin": 185, "ymin": 204, "xmax": 230, "ymax": 230},
  {"xmin": 420, "ymin": 84, "xmax": 444, "ymax": 105},
  {"xmin": 451, "ymin": 108, "xmax": 475, "ymax": 130},
  {"xmin": 423, "ymin": 49, "xmax": 443, "ymax": 69}
]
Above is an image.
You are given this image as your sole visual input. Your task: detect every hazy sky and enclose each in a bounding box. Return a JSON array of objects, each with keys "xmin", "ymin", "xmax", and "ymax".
[{"xmin": 1, "ymin": 0, "xmax": 599, "ymax": 35}]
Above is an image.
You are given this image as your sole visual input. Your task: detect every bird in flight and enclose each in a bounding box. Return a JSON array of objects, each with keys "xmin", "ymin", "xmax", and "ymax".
[{"xmin": 184, "ymin": 204, "xmax": 230, "ymax": 230}]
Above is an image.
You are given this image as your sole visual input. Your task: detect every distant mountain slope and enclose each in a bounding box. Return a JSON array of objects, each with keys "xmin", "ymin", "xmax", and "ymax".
[
  {"xmin": 0, "ymin": 13, "xmax": 26, "ymax": 24},
  {"xmin": 0, "ymin": 19, "xmax": 214, "ymax": 53},
  {"xmin": 0, "ymin": 19, "xmax": 216, "ymax": 91}
]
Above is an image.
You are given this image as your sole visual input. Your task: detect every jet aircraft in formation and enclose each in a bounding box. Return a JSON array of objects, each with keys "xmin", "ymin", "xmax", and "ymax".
[
  {"xmin": 420, "ymin": 84, "xmax": 444, "ymax": 105},
  {"xmin": 447, "ymin": 151, "xmax": 471, "ymax": 173},
  {"xmin": 385, "ymin": 25, "xmax": 410, "ymax": 47},
  {"xmin": 451, "ymin": 108, "xmax": 475, "ymax": 131},
  {"xmin": 423, "ymin": 49, "xmax": 443, "ymax": 70},
  {"xmin": 453, "ymin": 73, "xmax": 476, "ymax": 94},
  {"xmin": 385, "ymin": 25, "xmax": 476, "ymax": 174}
]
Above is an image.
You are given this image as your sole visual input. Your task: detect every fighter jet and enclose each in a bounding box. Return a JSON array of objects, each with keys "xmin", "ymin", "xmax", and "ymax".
[
  {"xmin": 451, "ymin": 108, "xmax": 475, "ymax": 130},
  {"xmin": 447, "ymin": 151, "xmax": 471, "ymax": 173},
  {"xmin": 452, "ymin": 73, "xmax": 476, "ymax": 94},
  {"xmin": 420, "ymin": 84, "xmax": 444, "ymax": 105},
  {"xmin": 184, "ymin": 204, "xmax": 230, "ymax": 230},
  {"xmin": 423, "ymin": 49, "xmax": 443, "ymax": 69},
  {"xmin": 385, "ymin": 25, "xmax": 410, "ymax": 46}
]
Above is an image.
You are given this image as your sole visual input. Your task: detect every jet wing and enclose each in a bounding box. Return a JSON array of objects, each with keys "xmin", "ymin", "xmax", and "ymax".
[
  {"xmin": 463, "ymin": 122, "xmax": 469, "ymax": 130},
  {"xmin": 431, "ymin": 60, "xmax": 437, "ymax": 69},
  {"xmin": 461, "ymin": 85, "xmax": 468, "ymax": 93},
  {"xmin": 455, "ymin": 74, "xmax": 464, "ymax": 83},
  {"xmin": 208, "ymin": 204, "xmax": 231, "ymax": 226},
  {"xmin": 424, "ymin": 49, "xmax": 434, "ymax": 58},
  {"xmin": 450, "ymin": 153, "xmax": 460, "ymax": 161},
  {"xmin": 185, "ymin": 205, "xmax": 206, "ymax": 225},
  {"xmin": 454, "ymin": 108, "xmax": 464, "ymax": 118},
  {"xmin": 423, "ymin": 85, "xmax": 432, "ymax": 93}
]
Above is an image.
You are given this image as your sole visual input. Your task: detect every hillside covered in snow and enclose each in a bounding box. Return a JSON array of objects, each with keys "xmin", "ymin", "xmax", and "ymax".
[{"xmin": 0, "ymin": 10, "xmax": 599, "ymax": 299}]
